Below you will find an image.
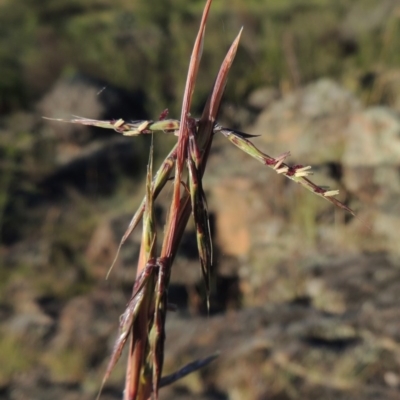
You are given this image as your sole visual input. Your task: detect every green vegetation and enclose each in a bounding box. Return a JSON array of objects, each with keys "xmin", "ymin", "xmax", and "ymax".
[
  {"xmin": 0, "ymin": 333, "xmax": 37, "ymax": 385},
  {"xmin": 1, "ymin": 0, "xmax": 399, "ymax": 114}
]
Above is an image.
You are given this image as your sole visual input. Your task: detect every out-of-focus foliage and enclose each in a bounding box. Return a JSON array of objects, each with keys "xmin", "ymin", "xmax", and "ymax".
[{"xmin": 1, "ymin": 0, "xmax": 400, "ymax": 115}]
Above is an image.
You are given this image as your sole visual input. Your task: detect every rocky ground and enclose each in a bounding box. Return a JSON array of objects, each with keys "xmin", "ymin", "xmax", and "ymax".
[{"xmin": 1, "ymin": 76, "xmax": 400, "ymax": 400}]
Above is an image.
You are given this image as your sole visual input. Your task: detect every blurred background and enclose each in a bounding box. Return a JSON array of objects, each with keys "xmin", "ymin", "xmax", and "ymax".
[{"xmin": 1, "ymin": 0, "xmax": 400, "ymax": 399}]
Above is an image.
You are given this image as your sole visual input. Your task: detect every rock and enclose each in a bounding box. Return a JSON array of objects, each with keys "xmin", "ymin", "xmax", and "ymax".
[
  {"xmin": 37, "ymin": 74, "xmax": 146, "ymax": 144},
  {"xmin": 247, "ymin": 86, "xmax": 280, "ymax": 111},
  {"xmin": 4, "ymin": 312, "xmax": 53, "ymax": 343},
  {"xmin": 36, "ymin": 75, "xmax": 148, "ymax": 195},
  {"xmin": 211, "ymin": 178, "xmax": 253, "ymax": 257},
  {"xmin": 4, "ymin": 75, "xmax": 400, "ymax": 400},
  {"xmin": 249, "ymin": 78, "xmax": 361, "ymax": 164},
  {"xmin": 162, "ymin": 285, "xmax": 400, "ymax": 400},
  {"xmin": 85, "ymin": 212, "xmax": 152, "ymax": 286},
  {"xmin": 204, "ymin": 81, "xmax": 362, "ymax": 300},
  {"xmin": 342, "ymin": 107, "xmax": 400, "ymax": 255},
  {"xmin": 42, "ymin": 292, "xmax": 118, "ymax": 386},
  {"xmin": 343, "ymin": 107, "xmax": 400, "ymax": 167},
  {"xmin": 37, "ymin": 77, "xmax": 106, "ymax": 143}
]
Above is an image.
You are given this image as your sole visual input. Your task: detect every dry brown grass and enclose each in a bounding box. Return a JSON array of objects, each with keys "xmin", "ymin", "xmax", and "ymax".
[{"xmin": 47, "ymin": 1, "xmax": 356, "ymax": 398}]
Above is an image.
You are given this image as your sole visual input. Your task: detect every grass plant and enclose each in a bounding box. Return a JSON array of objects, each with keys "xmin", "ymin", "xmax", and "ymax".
[{"xmin": 48, "ymin": 1, "xmax": 355, "ymax": 398}]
